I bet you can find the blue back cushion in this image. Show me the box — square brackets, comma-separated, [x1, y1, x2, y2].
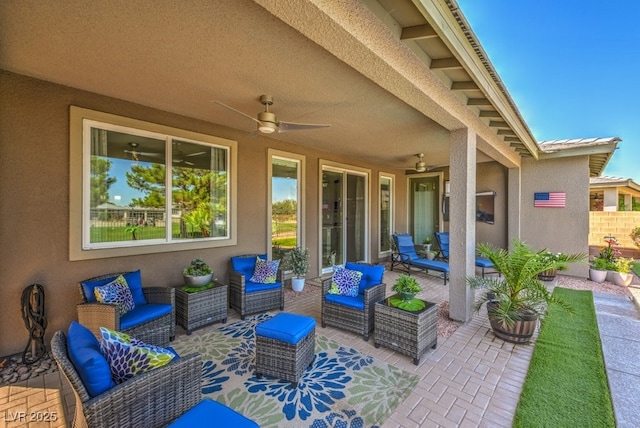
[66, 321, 115, 397]
[436, 232, 450, 258]
[393, 234, 419, 259]
[231, 254, 266, 277]
[345, 262, 384, 294]
[80, 270, 147, 306]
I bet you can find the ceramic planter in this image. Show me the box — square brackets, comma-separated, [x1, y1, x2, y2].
[589, 268, 607, 283]
[184, 273, 213, 287]
[291, 277, 306, 292]
[612, 272, 632, 287]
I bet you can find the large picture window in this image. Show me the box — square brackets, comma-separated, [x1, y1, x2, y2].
[70, 107, 237, 260]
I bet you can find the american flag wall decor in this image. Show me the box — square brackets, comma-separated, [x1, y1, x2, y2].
[534, 192, 566, 208]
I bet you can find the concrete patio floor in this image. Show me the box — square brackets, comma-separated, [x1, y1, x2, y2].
[1, 269, 638, 427]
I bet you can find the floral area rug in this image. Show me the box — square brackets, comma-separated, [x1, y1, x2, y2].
[171, 313, 418, 427]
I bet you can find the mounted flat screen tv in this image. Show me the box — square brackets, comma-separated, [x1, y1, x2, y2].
[442, 191, 496, 224]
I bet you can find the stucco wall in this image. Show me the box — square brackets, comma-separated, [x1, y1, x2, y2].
[521, 157, 590, 277]
[0, 71, 408, 356]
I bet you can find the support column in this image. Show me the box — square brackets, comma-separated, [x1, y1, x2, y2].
[623, 194, 632, 211]
[507, 167, 521, 249]
[603, 188, 618, 211]
[448, 129, 476, 322]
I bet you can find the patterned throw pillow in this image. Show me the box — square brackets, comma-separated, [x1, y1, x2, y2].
[250, 257, 280, 284]
[329, 266, 363, 297]
[99, 327, 177, 384]
[93, 275, 135, 315]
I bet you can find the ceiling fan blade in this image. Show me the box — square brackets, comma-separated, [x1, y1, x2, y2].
[213, 101, 262, 125]
[185, 151, 206, 157]
[124, 150, 162, 158]
[277, 121, 331, 133]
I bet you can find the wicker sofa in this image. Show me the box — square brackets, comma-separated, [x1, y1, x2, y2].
[321, 262, 386, 341]
[51, 328, 201, 428]
[77, 270, 175, 346]
[228, 254, 284, 320]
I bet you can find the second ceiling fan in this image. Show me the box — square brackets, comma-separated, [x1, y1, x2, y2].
[214, 95, 331, 135]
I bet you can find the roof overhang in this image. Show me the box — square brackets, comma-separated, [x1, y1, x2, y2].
[537, 137, 620, 177]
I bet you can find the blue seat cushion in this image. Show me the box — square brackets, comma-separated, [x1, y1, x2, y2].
[325, 293, 365, 310]
[475, 257, 494, 268]
[245, 280, 282, 293]
[256, 313, 316, 344]
[80, 270, 147, 306]
[66, 321, 115, 397]
[168, 398, 259, 427]
[411, 259, 449, 273]
[120, 303, 172, 330]
[345, 262, 385, 295]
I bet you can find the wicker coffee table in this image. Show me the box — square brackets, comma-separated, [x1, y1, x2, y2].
[374, 295, 437, 365]
[175, 281, 228, 334]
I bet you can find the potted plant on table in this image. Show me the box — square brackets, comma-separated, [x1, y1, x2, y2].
[467, 240, 585, 344]
[286, 247, 309, 292]
[183, 258, 213, 287]
[422, 236, 432, 252]
[392, 274, 422, 301]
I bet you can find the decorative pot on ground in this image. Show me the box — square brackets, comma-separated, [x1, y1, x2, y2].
[426, 251, 436, 260]
[487, 302, 538, 344]
[538, 268, 557, 281]
[589, 268, 607, 284]
[423, 244, 432, 252]
[291, 277, 305, 292]
[612, 272, 632, 287]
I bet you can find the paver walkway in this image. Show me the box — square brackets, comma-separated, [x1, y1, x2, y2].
[1, 270, 638, 427]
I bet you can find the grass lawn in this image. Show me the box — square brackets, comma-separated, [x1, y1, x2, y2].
[633, 261, 640, 277]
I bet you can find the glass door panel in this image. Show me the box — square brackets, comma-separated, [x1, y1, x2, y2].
[410, 177, 439, 246]
[322, 170, 343, 268]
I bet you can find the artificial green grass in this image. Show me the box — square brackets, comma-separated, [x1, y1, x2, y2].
[513, 287, 615, 428]
[632, 261, 640, 278]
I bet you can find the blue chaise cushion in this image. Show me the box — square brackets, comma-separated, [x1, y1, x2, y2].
[66, 321, 115, 397]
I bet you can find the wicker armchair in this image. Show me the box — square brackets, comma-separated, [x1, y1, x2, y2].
[229, 254, 284, 320]
[51, 330, 201, 428]
[77, 271, 175, 346]
[321, 262, 386, 341]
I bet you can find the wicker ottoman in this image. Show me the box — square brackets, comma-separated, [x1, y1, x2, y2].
[255, 313, 316, 388]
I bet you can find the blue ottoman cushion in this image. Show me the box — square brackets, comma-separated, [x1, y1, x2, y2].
[256, 313, 316, 345]
[168, 398, 259, 427]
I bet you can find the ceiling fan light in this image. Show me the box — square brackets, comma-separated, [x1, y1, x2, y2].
[415, 163, 426, 173]
[258, 124, 276, 134]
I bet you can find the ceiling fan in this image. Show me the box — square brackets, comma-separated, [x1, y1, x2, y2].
[173, 150, 206, 166]
[413, 153, 427, 173]
[213, 95, 331, 134]
[123, 143, 162, 161]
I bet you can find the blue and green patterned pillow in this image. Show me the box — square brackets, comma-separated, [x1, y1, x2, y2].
[99, 327, 177, 384]
[250, 257, 280, 284]
[328, 266, 362, 297]
[94, 275, 135, 315]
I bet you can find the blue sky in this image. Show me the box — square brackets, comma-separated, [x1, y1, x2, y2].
[456, 0, 639, 183]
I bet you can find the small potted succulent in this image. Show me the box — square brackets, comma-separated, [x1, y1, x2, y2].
[183, 258, 213, 286]
[392, 274, 422, 301]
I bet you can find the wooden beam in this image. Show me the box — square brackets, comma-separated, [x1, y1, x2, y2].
[451, 81, 479, 91]
[497, 129, 516, 136]
[467, 97, 491, 106]
[504, 136, 521, 142]
[479, 110, 501, 118]
[401, 24, 438, 41]
[488, 120, 509, 128]
[430, 57, 462, 70]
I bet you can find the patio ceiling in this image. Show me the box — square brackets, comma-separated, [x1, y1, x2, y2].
[0, 0, 534, 171]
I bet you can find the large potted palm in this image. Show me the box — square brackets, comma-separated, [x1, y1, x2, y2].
[467, 240, 585, 344]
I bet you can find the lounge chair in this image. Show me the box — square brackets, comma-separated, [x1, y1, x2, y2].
[434, 232, 497, 277]
[391, 234, 449, 284]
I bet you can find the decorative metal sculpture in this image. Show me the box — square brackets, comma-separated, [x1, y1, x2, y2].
[21, 283, 47, 364]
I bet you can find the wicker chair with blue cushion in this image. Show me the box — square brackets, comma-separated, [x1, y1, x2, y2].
[321, 262, 386, 341]
[77, 270, 175, 347]
[229, 254, 284, 320]
[434, 232, 497, 277]
[51, 322, 201, 428]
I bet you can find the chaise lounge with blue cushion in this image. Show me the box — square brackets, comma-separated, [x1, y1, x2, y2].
[435, 232, 497, 277]
[391, 234, 450, 284]
[77, 270, 175, 346]
[321, 262, 386, 341]
[229, 254, 284, 320]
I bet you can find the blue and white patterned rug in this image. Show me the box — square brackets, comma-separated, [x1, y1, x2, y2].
[171, 313, 418, 427]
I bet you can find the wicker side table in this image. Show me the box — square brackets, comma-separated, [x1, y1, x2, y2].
[374, 296, 437, 365]
[175, 281, 228, 335]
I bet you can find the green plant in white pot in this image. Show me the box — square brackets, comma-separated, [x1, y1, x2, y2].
[183, 258, 213, 286]
[286, 247, 309, 292]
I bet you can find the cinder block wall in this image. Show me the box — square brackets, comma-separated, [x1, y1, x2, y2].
[589, 211, 640, 256]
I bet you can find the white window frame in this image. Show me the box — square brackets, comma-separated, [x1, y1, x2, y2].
[69, 106, 237, 261]
[378, 173, 395, 258]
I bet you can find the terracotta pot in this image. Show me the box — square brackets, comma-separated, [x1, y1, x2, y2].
[487, 302, 538, 344]
[589, 268, 607, 283]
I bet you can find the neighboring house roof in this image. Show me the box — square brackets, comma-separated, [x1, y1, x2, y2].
[537, 137, 620, 177]
[590, 176, 640, 197]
